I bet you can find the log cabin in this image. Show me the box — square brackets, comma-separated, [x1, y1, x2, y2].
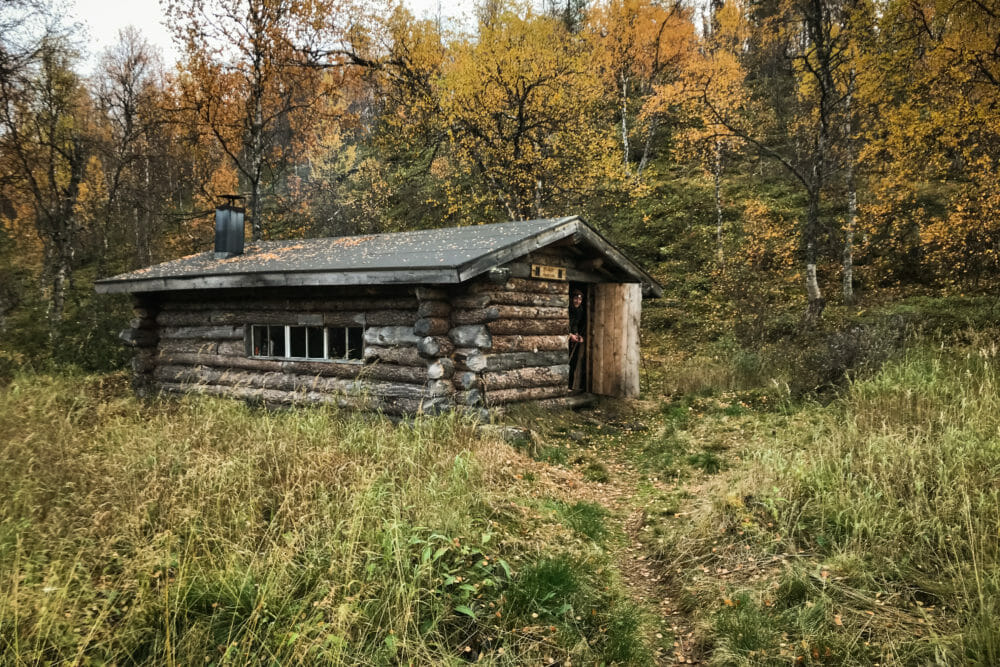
[95, 206, 663, 415]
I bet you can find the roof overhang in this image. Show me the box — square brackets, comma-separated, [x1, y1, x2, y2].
[94, 268, 462, 294]
[95, 216, 663, 298]
[455, 217, 662, 297]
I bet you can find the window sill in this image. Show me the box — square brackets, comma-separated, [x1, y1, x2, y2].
[249, 356, 364, 365]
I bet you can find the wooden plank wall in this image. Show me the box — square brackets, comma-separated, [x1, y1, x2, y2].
[589, 283, 641, 398]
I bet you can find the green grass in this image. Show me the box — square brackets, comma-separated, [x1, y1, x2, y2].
[643, 340, 1000, 664]
[551, 501, 608, 542]
[0, 372, 647, 664]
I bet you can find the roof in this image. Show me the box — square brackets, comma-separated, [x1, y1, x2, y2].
[95, 216, 663, 297]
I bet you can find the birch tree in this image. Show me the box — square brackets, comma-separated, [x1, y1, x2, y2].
[165, 0, 344, 241]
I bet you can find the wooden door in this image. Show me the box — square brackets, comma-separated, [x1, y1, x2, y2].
[587, 283, 641, 397]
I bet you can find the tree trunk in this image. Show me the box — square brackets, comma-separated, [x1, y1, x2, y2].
[637, 116, 657, 175]
[714, 137, 725, 268]
[804, 193, 825, 325]
[842, 71, 856, 306]
[620, 73, 631, 173]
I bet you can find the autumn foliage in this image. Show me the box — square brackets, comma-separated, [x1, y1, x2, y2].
[0, 0, 999, 358]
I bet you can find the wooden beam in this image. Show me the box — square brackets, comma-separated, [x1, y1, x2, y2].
[456, 218, 578, 283]
[95, 268, 462, 294]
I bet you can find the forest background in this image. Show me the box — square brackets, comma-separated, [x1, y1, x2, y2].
[0, 0, 997, 373]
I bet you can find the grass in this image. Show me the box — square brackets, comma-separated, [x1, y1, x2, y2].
[641, 339, 1000, 664]
[0, 372, 646, 664]
[549, 501, 608, 542]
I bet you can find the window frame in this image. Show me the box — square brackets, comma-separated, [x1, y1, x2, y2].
[246, 323, 365, 363]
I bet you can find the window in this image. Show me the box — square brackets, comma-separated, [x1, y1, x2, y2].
[251, 325, 286, 357]
[248, 325, 364, 362]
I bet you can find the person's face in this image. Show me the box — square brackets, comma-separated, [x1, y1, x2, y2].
[572, 292, 583, 307]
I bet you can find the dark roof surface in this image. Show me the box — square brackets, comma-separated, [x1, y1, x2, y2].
[95, 216, 663, 296]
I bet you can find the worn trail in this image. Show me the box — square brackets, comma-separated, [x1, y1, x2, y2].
[541, 422, 704, 665]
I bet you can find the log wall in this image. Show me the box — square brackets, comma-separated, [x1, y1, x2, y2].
[133, 286, 457, 414]
[449, 249, 574, 408]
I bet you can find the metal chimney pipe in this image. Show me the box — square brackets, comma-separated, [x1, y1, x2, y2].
[214, 195, 246, 258]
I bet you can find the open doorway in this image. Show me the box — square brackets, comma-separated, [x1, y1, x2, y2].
[568, 282, 588, 392]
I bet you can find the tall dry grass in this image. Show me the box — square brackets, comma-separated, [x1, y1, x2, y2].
[652, 340, 1000, 664]
[0, 372, 648, 664]
[0, 373, 502, 663]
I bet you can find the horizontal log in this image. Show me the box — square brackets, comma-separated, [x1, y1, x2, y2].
[507, 262, 605, 284]
[160, 339, 243, 357]
[417, 300, 451, 318]
[160, 296, 418, 312]
[157, 381, 452, 416]
[414, 317, 450, 336]
[217, 340, 245, 356]
[417, 336, 454, 359]
[159, 340, 222, 355]
[157, 381, 366, 409]
[323, 312, 368, 326]
[364, 326, 419, 347]
[159, 352, 269, 370]
[158, 310, 324, 327]
[486, 384, 570, 406]
[493, 305, 565, 320]
[449, 325, 492, 348]
[159, 352, 429, 383]
[415, 287, 449, 301]
[449, 293, 491, 309]
[469, 278, 562, 295]
[482, 365, 570, 391]
[363, 310, 416, 327]
[486, 291, 568, 308]
[487, 319, 569, 336]
[364, 345, 425, 367]
[154, 364, 344, 393]
[427, 358, 455, 380]
[491, 335, 569, 353]
[451, 308, 500, 325]
[160, 325, 243, 340]
[482, 350, 569, 372]
[154, 365, 450, 399]
[454, 348, 487, 372]
[372, 379, 453, 399]
[157, 309, 377, 328]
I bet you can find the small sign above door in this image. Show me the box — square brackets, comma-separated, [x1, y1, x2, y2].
[530, 264, 567, 280]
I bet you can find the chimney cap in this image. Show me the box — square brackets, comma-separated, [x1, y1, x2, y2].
[218, 194, 246, 207]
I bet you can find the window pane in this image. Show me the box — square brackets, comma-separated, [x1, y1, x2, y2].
[347, 327, 363, 359]
[329, 327, 346, 358]
[267, 325, 285, 357]
[289, 326, 306, 357]
[306, 326, 324, 359]
[252, 325, 268, 357]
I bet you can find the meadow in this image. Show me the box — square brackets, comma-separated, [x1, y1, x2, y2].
[1, 297, 998, 665]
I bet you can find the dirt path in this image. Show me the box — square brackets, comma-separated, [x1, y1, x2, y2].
[549, 438, 704, 665]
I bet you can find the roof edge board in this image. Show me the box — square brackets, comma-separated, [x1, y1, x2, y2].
[94, 268, 463, 294]
[572, 224, 663, 297]
[455, 217, 580, 283]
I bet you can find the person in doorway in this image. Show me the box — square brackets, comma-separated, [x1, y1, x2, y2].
[568, 288, 586, 390]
